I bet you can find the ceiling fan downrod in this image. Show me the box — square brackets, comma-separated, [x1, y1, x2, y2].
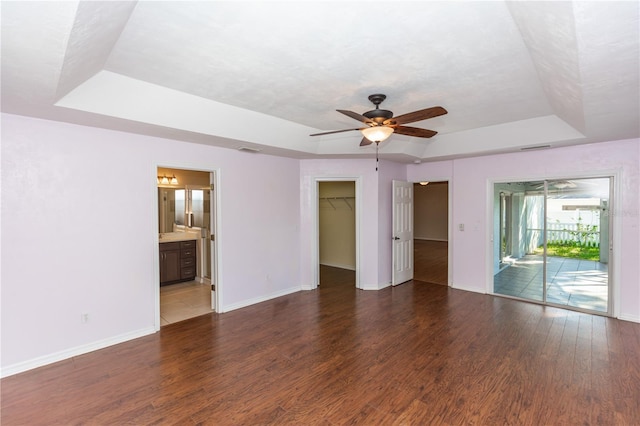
[368, 94, 386, 108]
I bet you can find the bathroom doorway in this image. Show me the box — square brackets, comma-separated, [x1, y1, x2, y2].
[157, 167, 218, 325]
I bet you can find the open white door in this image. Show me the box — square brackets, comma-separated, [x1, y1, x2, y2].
[392, 180, 414, 285]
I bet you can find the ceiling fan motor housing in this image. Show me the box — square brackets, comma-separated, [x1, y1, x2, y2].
[364, 94, 393, 124]
[363, 108, 393, 123]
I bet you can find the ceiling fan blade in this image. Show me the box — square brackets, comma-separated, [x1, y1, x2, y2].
[392, 106, 447, 125]
[310, 128, 362, 137]
[360, 137, 372, 146]
[337, 109, 374, 124]
[393, 126, 438, 138]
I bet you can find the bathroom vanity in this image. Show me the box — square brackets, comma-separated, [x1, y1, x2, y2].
[159, 235, 197, 286]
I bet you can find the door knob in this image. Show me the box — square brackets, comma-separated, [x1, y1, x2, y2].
[393, 236, 400, 240]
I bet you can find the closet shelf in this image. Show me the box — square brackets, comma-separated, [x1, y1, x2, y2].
[320, 196, 355, 211]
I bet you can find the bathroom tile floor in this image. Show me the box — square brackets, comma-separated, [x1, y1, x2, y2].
[160, 281, 213, 325]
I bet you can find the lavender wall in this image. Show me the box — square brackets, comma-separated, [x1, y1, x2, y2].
[376, 161, 408, 284]
[408, 139, 640, 321]
[1, 113, 301, 374]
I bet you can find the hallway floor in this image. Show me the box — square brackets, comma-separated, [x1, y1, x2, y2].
[413, 239, 448, 286]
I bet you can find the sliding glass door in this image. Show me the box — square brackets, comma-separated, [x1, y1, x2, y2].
[493, 177, 611, 314]
[494, 181, 545, 302]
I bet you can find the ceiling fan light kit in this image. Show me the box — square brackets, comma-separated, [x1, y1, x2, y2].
[361, 126, 394, 143]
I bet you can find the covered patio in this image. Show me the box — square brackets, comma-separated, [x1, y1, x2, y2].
[493, 254, 608, 313]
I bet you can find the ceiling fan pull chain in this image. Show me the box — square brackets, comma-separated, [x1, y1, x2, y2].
[376, 141, 379, 171]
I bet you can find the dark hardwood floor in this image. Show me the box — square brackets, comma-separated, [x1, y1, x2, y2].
[2, 266, 639, 425]
[414, 239, 448, 286]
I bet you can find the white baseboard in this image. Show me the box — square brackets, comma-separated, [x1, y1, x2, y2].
[222, 286, 302, 313]
[360, 282, 391, 290]
[1, 326, 156, 378]
[451, 283, 485, 294]
[618, 313, 640, 323]
[319, 262, 356, 271]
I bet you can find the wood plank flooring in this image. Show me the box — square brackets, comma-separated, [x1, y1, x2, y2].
[414, 239, 448, 285]
[2, 266, 639, 425]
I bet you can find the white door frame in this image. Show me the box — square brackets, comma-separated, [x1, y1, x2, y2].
[153, 164, 221, 331]
[311, 177, 362, 289]
[208, 173, 219, 312]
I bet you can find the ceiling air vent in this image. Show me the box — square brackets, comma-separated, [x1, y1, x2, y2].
[520, 145, 551, 151]
[238, 146, 261, 153]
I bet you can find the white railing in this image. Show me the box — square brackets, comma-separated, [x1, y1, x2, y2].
[528, 222, 600, 247]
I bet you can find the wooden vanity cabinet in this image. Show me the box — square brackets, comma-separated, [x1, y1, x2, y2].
[180, 240, 197, 281]
[160, 240, 196, 285]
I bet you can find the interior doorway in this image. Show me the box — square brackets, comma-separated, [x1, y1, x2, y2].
[157, 167, 218, 326]
[413, 181, 450, 286]
[492, 177, 612, 315]
[316, 179, 359, 288]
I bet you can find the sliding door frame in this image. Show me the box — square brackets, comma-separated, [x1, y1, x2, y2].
[489, 171, 621, 318]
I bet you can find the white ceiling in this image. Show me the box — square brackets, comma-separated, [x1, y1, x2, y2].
[2, 1, 639, 163]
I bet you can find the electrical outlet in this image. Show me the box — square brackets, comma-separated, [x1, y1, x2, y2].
[459, 223, 465, 231]
[81, 313, 89, 323]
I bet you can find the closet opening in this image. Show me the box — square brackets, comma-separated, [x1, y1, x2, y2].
[315, 179, 360, 288]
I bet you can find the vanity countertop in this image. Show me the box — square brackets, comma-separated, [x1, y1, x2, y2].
[159, 232, 198, 242]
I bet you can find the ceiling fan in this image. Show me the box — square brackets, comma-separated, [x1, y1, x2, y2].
[310, 94, 447, 146]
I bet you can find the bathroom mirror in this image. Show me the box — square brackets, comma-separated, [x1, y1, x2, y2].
[158, 188, 177, 233]
[158, 187, 210, 233]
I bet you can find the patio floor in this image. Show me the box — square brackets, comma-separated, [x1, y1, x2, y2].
[493, 254, 608, 313]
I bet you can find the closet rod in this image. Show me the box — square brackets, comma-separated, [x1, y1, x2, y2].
[319, 196, 354, 211]
[319, 196, 356, 200]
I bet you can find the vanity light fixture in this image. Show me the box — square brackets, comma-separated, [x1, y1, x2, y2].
[157, 174, 179, 185]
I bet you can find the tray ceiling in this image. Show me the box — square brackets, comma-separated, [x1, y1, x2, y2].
[2, 1, 638, 162]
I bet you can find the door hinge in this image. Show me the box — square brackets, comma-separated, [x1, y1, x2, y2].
[210, 183, 215, 190]
[211, 284, 216, 291]
[210, 234, 215, 241]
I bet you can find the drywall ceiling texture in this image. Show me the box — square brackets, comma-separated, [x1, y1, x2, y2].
[2, 1, 639, 162]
